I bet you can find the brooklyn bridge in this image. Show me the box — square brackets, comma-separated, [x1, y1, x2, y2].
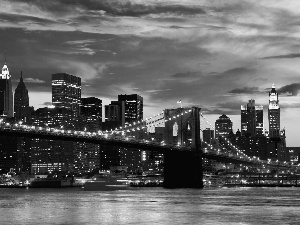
[0, 107, 294, 188]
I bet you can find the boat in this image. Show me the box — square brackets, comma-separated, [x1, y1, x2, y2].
[203, 174, 225, 188]
[30, 177, 72, 188]
[128, 174, 164, 187]
[83, 172, 129, 191]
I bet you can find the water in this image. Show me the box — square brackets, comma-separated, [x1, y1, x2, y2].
[0, 187, 300, 225]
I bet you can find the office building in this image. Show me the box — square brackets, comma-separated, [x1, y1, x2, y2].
[203, 128, 214, 144]
[0, 135, 18, 173]
[286, 147, 300, 165]
[118, 94, 143, 126]
[255, 105, 264, 136]
[31, 139, 74, 174]
[241, 99, 264, 136]
[31, 106, 64, 128]
[268, 84, 280, 137]
[16, 137, 32, 174]
[52, 73, 81, 128]
[74, 142, 100, 174]
[0, 62, 13, 118]
[79, 97, 102, 132]
[215, 114, 232, 138]
[103, 100, 125, 131]
[14, 71, 30, 123]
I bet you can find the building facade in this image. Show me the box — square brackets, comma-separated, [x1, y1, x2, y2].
[79, 97, 102, 132]
[268, 84, 280, 137]
[52, 73, 81, 128]
[0, 62, 13, 118]
[31, 106, 64, 128]
[118, 94, 143, 126]
[14, 71, 30, 123]
[203, 128, 214, 144]
[103, 100, 125, 131]
[215, 114, 232, 138]
[241, 99, 264, 136]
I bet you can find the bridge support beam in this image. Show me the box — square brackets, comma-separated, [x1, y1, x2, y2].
[163, 107, 203, 189]
[163, 150, 203, 188]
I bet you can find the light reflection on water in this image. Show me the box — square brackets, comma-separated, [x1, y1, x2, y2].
[0, 187, 300, 225]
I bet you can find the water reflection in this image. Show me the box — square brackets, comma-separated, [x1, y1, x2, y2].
[0, 187, 300, 224]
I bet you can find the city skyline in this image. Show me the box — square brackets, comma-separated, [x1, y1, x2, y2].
[1, 1, 300, 146]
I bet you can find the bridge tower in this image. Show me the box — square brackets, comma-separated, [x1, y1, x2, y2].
[163, 107, 203, 188]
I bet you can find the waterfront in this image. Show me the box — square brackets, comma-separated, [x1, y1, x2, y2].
[0, 187, 300, 225]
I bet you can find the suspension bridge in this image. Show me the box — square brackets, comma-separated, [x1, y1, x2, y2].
[0, 107, 294, 188]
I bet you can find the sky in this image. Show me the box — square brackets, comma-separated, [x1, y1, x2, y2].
[1, 0, 300, 146]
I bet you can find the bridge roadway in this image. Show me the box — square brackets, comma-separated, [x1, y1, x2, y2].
[0, 129, 286, 169]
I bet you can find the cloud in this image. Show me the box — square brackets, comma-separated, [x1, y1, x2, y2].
[261, 53, 300, 59]
[170, 71, 200, 78]
[201, 108, 239, 116]
[203, 101, 244, 115]
[145, 89, 171, 93]
[8, 0, 206, 17]
[97, 2, 207, 17]
[65, 39, 96, 45]
[210, 67, 256, 80]
[277, 83, 300, 96]
[24, 78, 46, 83]
[280, 102, 300, 109]
[55, 61, 109, 82]
[228, 86, 261, 94]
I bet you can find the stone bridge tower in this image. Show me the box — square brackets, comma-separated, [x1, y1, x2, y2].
[163, 107, 203, 188]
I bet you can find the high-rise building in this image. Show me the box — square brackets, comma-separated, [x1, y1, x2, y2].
[73, 142, 100, 174]
[31, 106, 64, 128]
[79, 97, 102, 132]
[118, 94, 143, 126]
[14, 71, 30, 123]
[241, 100, 264, 136]
[268, 84, 280, 137]
[16, 137, 31, 174]
[0, 135, 18, 173]
[52, 73, 81, 128]
[215, 114, 232, 138]
[0, 62, 13, 118]
[103, 101, 125, 130]
[31, 139, 74, 174]
[203, 128, 214, 144]
[255, 105, 264, 136]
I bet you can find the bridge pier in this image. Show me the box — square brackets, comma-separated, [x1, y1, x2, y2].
[163, 107, 203, 189]
[163, 150, 203, 188]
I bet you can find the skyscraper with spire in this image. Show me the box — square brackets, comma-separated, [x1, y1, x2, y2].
[0, 60, 13, 118]
[268, 84, 280, 137]
[14, 71, 30, 122]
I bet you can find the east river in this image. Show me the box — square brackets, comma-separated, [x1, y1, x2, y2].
[0, 187, 300, 225]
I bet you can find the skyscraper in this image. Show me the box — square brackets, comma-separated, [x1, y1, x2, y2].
[52, 73, 81, 128]
[203, 128, 214, 144]
[79, 97, 102, 132]
[14, 71, 30, 122]
[118, 94, 143, 126]
[103, 100, 125, 130]
[0, 62, 13, 118]
[215, 114, 232, 138]
[241, 99, 264, 136]
[268, 84, 280, 137]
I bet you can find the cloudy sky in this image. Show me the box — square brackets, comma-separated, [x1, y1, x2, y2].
[1, 0, 300, 146]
